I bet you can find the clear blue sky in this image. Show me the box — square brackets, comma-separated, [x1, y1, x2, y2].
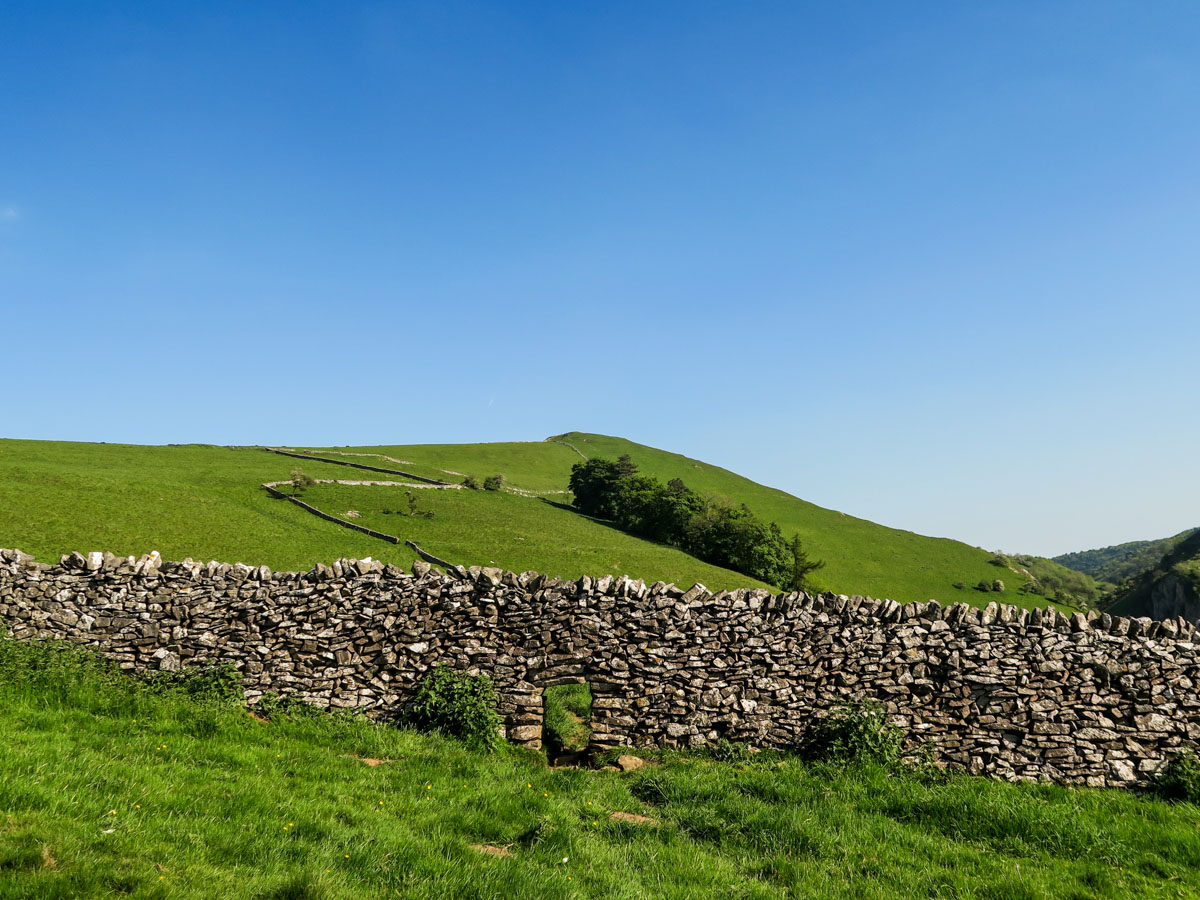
[2, 1, 1198, 557]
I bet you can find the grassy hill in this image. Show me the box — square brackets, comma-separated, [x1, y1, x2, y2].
[0, 433, 1092, 608]
[1106, 528, 1200, 621]
[0, 439, 762, 592]
[2, 635, 1198, 900]
[1055, 528, 1199, 585]
[539, 434, 1100, 608]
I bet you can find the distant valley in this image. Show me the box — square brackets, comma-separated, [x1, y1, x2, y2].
[1054, 527, 1200, 622]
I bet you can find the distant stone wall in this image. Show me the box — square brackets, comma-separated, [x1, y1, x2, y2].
[259, 482, 401, 543]
[2, 547, 1198, 788]
[265, 448, 451, 485]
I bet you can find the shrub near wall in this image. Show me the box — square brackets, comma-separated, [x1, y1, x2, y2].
[1, 547, 1198, 788]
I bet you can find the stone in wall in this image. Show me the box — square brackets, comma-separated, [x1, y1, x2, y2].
[1, 547, 1197, 787]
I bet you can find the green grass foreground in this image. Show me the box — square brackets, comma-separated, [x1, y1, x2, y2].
[2, 639, 1199, 899]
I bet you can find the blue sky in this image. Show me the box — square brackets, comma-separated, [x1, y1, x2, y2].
[2, 1, 1198, 556]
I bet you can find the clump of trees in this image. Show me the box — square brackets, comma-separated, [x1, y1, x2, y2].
[568, 455, 823, 591]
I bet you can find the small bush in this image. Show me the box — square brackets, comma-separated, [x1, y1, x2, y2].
[401, 666, 502, 752]
[992, 579, 1005, 592]
[461, 475, 479, 490]
[395, 491, 435, 520]
[256, 692, 326, 720]
[482, 474, 505, 491]
[147, 661, 242, 704]
[797, 702, 904, 768]
[289, 469, 316, 497]
[952, 581, 967, 590]
[1153, 751, 1200, 803]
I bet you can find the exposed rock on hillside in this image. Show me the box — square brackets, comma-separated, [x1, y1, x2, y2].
[1108, 529, 1200, 624]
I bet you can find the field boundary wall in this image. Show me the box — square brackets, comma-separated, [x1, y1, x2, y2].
[2, 547, 1197, 788]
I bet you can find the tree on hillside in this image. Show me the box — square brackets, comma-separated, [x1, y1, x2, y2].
[567, 455, 801, 588]
[569, 457, 637, 519]
[631, 477, 706, 544]
[290, 469, 316, 498]
[607, 473, 664, 536]
[785, 534, 825, 593]
[680, 499, 793, 587]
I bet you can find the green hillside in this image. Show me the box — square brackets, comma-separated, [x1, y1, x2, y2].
[530, 434, 1096, 609]
[1107, 528, 1200, 620]
[0, 439, 764, 592]
[1055, 528, 1199, 585]
[0, 433, 1087, 608]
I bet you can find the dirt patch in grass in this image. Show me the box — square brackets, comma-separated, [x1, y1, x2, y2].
[610, 811, 660, 826]
[350, 756, 390, 767]
[470, 844, 513, 858]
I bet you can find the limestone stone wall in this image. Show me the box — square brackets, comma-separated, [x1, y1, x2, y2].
[2, 547, 1198, 788]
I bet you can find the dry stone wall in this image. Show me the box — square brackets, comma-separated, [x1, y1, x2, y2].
[2, 547, 1198, 788]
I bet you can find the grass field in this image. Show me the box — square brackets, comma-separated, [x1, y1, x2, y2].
[2, 636, 1198, 900]
[0, 440, 404, 571]
[307, 433, 1091, 608]
[322, 441, 583, 495]
[0, 433, 1094, 605]
[0, 439, 767, 591]
[297, 480, 772, 590]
